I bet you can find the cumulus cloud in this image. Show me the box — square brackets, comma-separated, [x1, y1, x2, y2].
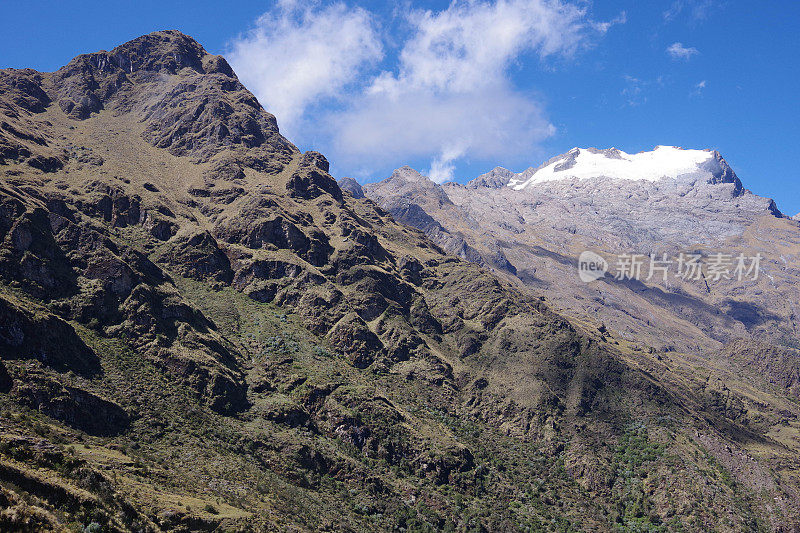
[332, 0, 610, 181]
[334, 88, 555, 182]
[227, 1, 382, 137]
[229, 0, 617, 182]
[666, 42, 699, 60]
[375, 0, 591, 93]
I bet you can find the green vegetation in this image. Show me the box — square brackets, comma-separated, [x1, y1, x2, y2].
[611, 423, 666, 532]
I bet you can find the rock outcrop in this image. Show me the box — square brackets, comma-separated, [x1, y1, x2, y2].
[466, 166, 514, 189]
[337, 177, 365, 199]
[0, 295, 100, 376]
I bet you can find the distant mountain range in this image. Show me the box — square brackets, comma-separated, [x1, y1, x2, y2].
[365, 146, 799, 353]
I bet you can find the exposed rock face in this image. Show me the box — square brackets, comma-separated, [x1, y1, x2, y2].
[0, 32, 799, 531]
[337, 177, 365, 199]
[363, 167, 517, 273]
[466, 166, 514, 189]
[11, 371, 129, 436]
[366, 151, 800, 353]
[156, 229, 233, 282]
[370, 166, 454, 207]
[326, 312, 383, 368]
[0, 295, 100, 376]
[285, 152, 343, 201]
[0, 187, 247, 413]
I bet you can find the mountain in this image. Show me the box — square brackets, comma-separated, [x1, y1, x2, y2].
[365, 147, 800, 353]
[337, 177, 365, 199]
[1, 32, 799, 531]
[508, 146, 742, 189]
[467, 166, 515, 189]
[366, 147, 800, 525]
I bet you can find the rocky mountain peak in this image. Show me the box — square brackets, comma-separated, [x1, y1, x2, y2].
[466, 166, 514, 189]
[508, 145, 743, 191]
[338, 177, 365, 198]
[364, 165, 454, 210]
[389, 165, 430, 182]
[49, 30, 242, 122]
[63, 30, 233, 79]
[0, 30, 297, 173]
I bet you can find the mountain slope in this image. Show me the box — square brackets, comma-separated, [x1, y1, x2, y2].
[365, 148, 800, 353]
[1, 32, 799, 531]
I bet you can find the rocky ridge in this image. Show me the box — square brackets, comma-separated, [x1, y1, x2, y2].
[365, 148, 800, 353]
[466, 166, 515, 189]
[508, 146, 743, 189]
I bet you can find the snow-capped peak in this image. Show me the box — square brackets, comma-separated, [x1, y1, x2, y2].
[507, 146, 733, 190]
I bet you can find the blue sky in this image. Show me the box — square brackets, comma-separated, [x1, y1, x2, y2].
[2, 1, 799, 215]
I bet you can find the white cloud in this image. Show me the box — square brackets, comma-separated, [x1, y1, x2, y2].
[228, 0, 617, 182]
[663, 0, 717, 22]
[376, 0, 591, 94]
[691, 79, 707, 96]
[621, 75, 646, 107]
[666, 42, 699, 60]
[330, 0, 609, 181]
[429, 145, 467, 184]
[333, 85, 556, 176]
[227, 1, 382, 137]
[594, 11, 628, 34]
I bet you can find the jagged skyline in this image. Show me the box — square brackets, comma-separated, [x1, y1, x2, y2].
[1, 28, 799, 531]
[2, 1, 799, 215]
